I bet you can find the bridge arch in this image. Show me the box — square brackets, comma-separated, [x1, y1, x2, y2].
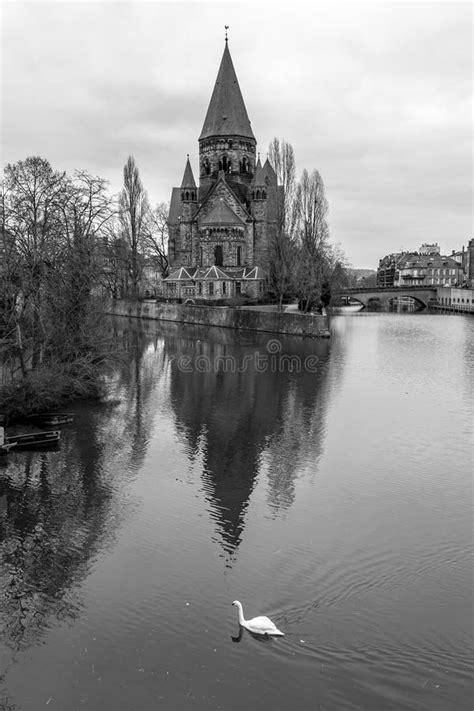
[386, 294, 429, 309]
[334, 287, 437, 310]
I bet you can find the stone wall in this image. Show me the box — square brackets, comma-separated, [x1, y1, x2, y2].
[106, 300, 331, 338]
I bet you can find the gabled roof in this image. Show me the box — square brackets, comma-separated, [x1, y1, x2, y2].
[242, 266, 266, 280]
[165, 266, 197, 281]
[196, 174, 252, 223]
[200, 197, 246, 227]
[199, 42, 255, 141]
[165, 264, 267, 282]
[201, 265, 231, 280]
[181, 156, 196, 189]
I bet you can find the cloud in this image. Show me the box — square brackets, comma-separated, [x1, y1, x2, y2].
[1, 1, 471, 267]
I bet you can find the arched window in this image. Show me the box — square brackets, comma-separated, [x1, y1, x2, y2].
[209, 282, 214, 296]
[256, 189, 261, 200]
[203, 158, 211, 176]
[221, 155, 228, 172]
[242, 156, 249, 174]
[237, 246, 242, 266]
[185, 191, 189, 201]
[181, 191, 184, 201]
[262, 189, 266, 199]
[191, 191, 196, 201]
[200, 247, 203, 267]
[214, 245, 223, 267]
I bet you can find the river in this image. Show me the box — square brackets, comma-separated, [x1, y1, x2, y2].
[0, 312, 472, 711]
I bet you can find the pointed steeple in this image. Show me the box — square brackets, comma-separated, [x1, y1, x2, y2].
[199, 42, 255, 141]
[181, 155, 196, 189]
[262, 158, 277, 186]
[252, 157, 265, 186]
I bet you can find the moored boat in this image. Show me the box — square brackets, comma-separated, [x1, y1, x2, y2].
[5, 430, 61, 450]
[26, 412, 74, 426]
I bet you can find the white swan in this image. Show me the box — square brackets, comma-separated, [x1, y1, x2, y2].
[232, 600, 284, 636]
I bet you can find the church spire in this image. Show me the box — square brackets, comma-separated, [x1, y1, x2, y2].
[252, 156, 265, 186]
[180, 155, 196, 189]
[199, 42, 255, 141]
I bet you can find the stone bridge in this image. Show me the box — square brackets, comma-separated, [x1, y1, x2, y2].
[334, 286, 438, 309]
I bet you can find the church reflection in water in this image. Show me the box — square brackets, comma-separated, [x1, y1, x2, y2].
[0, 318, 333, 656]
[163, 321, 332, 560]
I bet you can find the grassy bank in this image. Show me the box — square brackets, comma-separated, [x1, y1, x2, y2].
[0, 362, 106, 422]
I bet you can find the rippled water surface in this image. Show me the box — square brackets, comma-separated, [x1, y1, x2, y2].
[0, 313, 472, 711]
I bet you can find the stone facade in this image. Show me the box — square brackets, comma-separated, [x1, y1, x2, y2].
[166, 40, 282, 302]
[394, 253, 463, 287]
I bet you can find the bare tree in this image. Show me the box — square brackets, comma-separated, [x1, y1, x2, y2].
[1, 157, 65, 369]
[119, 156, 149, 298]
[1, 158, 116, 396]
[143, 201, 170, 278]
[294, 169, 331, 312]
[99, 224, 131, 299]
[46, 171, 115, 361]
[268, 137, 298, 241]
[267, 138, 300, 309]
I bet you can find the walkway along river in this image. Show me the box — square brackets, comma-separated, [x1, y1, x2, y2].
[0, 312, 472, 710]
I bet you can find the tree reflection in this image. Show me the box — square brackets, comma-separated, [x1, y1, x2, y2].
[0, 316, 334, 654]
[0, 323, 162, 654]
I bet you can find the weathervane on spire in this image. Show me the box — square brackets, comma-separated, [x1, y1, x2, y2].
[225, 25, 229, 42]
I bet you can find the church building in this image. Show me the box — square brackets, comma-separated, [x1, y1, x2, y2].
[165, 39, 282, 302]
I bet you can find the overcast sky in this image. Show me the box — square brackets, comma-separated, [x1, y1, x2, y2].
[1, 1, 472, 268]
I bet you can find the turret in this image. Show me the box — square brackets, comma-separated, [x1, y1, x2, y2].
[250, 157, 267, 202]
[180, 155, 197, 203]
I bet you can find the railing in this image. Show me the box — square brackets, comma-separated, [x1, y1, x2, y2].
[334, 285, 438, 294]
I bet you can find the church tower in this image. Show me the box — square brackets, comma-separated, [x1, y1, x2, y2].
[166, 38, 282, 301]
[198, 38, 257, 204]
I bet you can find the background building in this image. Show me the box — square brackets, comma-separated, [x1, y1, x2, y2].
[419, 243, 440, 255]
[394, 253, 463, 287]
[376, 252, 408, 287]
[378, 241, 471, 289]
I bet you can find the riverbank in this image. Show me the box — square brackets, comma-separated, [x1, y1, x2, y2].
[0, 361, 105, 422]
[105, 299, 331, 338]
